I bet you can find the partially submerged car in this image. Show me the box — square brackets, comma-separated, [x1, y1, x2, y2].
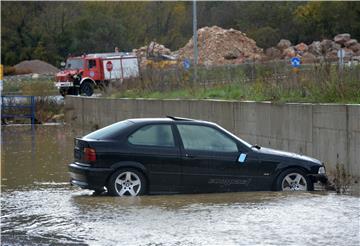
[69, 117, 327, 196]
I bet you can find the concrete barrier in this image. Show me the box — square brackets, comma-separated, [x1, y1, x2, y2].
[65, 96, 360, 178]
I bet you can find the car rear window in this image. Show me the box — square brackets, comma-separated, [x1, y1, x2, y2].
[83, 120, 133, 140]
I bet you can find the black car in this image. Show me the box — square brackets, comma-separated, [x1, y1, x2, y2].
[69, 117, 327, 196]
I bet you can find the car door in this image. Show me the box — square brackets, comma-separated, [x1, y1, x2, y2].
[176, 123, 264, 193]
[125, 123, 182, 193]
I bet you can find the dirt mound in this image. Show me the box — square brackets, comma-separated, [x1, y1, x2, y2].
[14, 60, 59, 74]
[177, 26, 264, 65]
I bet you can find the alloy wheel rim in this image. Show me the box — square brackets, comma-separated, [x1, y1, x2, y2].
[115, 171, 141, 196]
[281, 173, 307, 191]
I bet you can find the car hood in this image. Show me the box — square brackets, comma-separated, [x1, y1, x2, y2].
[256, 147, 322, 165]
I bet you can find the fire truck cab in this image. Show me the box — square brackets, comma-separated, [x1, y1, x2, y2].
[55, 52, 139, 96]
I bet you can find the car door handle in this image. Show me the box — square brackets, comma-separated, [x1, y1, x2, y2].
[185, 153, 195, 159]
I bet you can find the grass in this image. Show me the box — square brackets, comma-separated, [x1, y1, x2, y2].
[110, 71, 360, 104]
[3, 77, 58, 96]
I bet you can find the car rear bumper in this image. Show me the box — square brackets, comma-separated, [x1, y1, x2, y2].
[68, 162, 113, 190]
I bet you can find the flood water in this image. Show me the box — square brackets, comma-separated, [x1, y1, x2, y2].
[1, 125, 360, 245]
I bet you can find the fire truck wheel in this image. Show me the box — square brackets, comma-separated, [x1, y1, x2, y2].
[59, 88, 68, 97]
[80, 81, 94, 96]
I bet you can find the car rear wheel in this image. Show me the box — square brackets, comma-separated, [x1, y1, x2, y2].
[276, 168, 313, 191]
[107, 169, 146, 196]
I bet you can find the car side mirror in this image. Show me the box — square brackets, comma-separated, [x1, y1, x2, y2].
[238, 153, 247, 163]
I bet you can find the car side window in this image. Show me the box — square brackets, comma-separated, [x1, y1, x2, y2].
[177, 125, 238, 152]
[88, 60, 96, 69]
[128, 124, 175, 147]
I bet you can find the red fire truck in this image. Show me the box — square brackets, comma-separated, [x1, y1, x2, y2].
[55, 52, 140, 96]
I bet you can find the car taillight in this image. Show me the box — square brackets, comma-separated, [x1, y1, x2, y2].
[84, 147, 96, 162]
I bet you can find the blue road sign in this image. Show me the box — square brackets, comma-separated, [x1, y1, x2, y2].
[290, 57, 301, 68]
[183, 59, 191, 70]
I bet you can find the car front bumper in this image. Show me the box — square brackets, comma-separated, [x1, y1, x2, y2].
[55, 81, 74, 89]
[308, 173, 328, 184]
[68, 162, 113, 190]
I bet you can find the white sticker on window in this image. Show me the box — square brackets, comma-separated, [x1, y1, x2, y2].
[238, 153, 247, 163]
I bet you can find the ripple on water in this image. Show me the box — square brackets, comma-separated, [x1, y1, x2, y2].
[1, 186, 360, 245]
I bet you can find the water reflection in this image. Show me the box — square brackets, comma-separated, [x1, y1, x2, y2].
[1, 125, 360, 245]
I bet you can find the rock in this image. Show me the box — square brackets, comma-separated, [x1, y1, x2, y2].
[345, 39, 357, 48]
[51, 114, 64, 122]
[277, 39, 292, 50]
[224, 49, 240, 60]
[320, 39, 333, 53]
[331, 42, 341, 51]
[31, 73, 39, 79]
[334, 33, 351, 45]
[282, 47, 296, 58]
[344, 48, 354, 58]
[265, 47, 282, 59]
[308, 41, 322, 56]
[301, 52, 316, 63]
[348, 43, 360, 53]
[295, 43, 308, 52]
[325, 50, 338, 60]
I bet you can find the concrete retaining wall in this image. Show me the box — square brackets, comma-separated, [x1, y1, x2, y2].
[65, 96, 360, 178]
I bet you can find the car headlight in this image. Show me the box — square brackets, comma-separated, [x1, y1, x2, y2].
[318, 166, 326, 174]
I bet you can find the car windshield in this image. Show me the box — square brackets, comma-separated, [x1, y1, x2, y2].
[66, 58, 83, 70]
[84, 120, 133, 140]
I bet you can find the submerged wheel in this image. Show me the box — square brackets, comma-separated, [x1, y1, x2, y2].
[276, 168, 313, 191]
[80, 81, 94, 96]
[107, 169, 146, 196]
[59, 88, 68, 97]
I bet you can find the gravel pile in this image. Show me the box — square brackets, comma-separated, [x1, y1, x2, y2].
[14, 60, 59, 74]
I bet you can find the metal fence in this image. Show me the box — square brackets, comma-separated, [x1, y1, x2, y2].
[1, 95, 36, 125]
[120, 58, 360, 92]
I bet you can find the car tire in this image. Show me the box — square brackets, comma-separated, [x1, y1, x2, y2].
[275, 168, 313, 191]
[59, 88, 68, 97]
[107, 168, 147, 196]
[80, 81, 94, 96]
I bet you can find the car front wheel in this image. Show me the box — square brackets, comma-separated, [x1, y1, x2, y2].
[80, 81, 94, 96]
[107, 169, 146, 196]
[276, 168, 313, 191]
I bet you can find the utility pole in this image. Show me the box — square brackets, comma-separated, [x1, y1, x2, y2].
[193, 0, 198, 85]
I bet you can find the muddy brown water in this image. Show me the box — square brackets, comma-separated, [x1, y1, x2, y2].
[1, 125, 359, 245]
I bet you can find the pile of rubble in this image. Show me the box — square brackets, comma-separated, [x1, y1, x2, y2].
[265, 33, 360, 63]
[133, 28, 360, 67]
[132, 41, 172, 68]
[177, 26, 264, 65]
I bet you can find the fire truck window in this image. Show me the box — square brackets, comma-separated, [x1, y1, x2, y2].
[88, 60, 96, 69]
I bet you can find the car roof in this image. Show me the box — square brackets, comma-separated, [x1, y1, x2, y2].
[127, 117, 213, 125]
